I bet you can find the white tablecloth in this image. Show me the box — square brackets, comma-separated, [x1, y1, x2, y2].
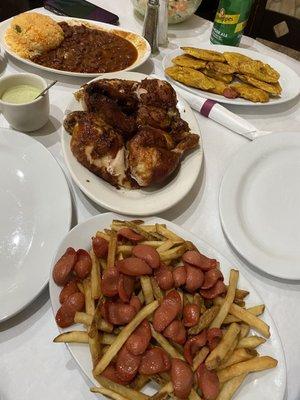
[1, 2, 300, 399]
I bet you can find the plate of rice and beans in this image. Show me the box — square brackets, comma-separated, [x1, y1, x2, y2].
[0, 12, 150, 77]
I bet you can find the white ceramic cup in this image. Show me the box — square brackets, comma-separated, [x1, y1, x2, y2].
[0, 73, 50, 132]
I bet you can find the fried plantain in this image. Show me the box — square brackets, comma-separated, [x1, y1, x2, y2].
[223, 52, 252, 68]
[172, 55, 207, 70]
[203, 68, 233, 83]
[230, 82, 269, 102]
[235, 60, 280, 83]
[165, 66, 215, 91]
[236, 74, 282, 96]
[205, 77, 228, 95]
[181, 47, 225, 62]
[206, 61, 235, 75]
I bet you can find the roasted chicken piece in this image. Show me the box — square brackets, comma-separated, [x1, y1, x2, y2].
[128, 126, 199, 187]
[64, 111, 137, 189]
[136, 78, 178, 108]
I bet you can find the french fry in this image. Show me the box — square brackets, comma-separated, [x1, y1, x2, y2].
[141, 241, 165, 248]
[101, 333, 117, 345]
[77, 282, 84, 294]
[156, 240, 175, 254]
[99, 258, 107, 271]
[152, 381, 173, 399]
[117, 245, 133, 256]
[155, 224, 184, 242]
[232, 287, 249, 299]
[150, 324, 184, 360]
[237, 336, 266, 349]
[91, 386, 130, 400]
[210, 269, 239, 329]
[192, 346, 210, 371]
[220, 337, 239, 367]
[93, 301, 159, 376]
[74, 311, 113, 332]
[95, 376, 149, 400]
[188, 305, 220, 335]
[137, 290, 145, 305]
[53, 331, 88, 343]
[88, 299, 103, 338]
[189, 389, 202, 400]
[96, 231, 111, 241]
[233, 298, 245, 307]
[150, 277, 164, 302]
[107, 230, 117, 269]
[141, 276, 154, 305]
[222, 305, 265, 324]
[83, 278, 95, 316]
[205, 323, 240, 370]
[160, 244, 187, 262]
[90, 249, 101, 299]
[124, 221, 162, 240]
[216, 373, 247, 400]
[217, 356, 278, 383]
[89, 329, 101, 367]
[239, 324, 250, 339]
[132, 374, 150, 390]
[229, 303, 270, 338]
[218, 348, 257, 370]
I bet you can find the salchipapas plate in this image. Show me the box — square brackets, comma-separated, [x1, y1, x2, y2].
[49, 212, 286, 400]
[61, 71, 203, 216]
[0, 128, 71, 321]
[163, 44, 300, 106]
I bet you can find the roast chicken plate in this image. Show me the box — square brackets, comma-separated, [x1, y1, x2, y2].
[64, 78, 199, 189]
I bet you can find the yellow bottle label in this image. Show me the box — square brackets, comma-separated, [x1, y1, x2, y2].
[214, 9, 240, 25]
[235, 20, 247, 33]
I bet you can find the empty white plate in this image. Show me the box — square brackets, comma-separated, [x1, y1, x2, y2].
[219, 131, 300, 280]
[0, 128, 71, 321]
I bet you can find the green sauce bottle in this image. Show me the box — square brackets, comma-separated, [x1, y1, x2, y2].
[210, 0, 254, 46]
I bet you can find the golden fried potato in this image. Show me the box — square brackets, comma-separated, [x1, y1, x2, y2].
[236, 60, 279, 83]
[231, 83, 269, 103]
[172, 55, 207, 70]
[236, 74, 282, 96]
[223, 52, 252, 68]
[204, 68, 233, 83]
[181, 47, 225, 62]
[206, 76, 228, 95]
[165, 66, 215, 91]
[207, 61, 235, 75]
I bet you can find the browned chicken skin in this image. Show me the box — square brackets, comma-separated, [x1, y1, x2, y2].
[66, 78, 199, 189]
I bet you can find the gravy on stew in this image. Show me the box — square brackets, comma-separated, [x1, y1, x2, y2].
[32, 22, 138, 73]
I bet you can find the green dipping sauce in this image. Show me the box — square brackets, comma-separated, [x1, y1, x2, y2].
[1, 84, 41, 104]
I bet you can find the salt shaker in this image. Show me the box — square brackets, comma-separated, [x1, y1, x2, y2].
[142, 0, 159, 54]
[158, 0, 168, 46]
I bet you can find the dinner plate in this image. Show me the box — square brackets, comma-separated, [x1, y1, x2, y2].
[61, 71, 203, 216]
[0, 128, 71, 321]
[219, 131, 300, 280]
[49, 212, 286, 400]
[162, 45, 300, 106]
[0, 15, 151, 78]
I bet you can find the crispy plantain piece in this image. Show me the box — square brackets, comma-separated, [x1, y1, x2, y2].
[165, 66, 215, 91]
[181, 47, 225, 62]
[172, 54, 207, 70]
[207, 61, 235, 75]
[236, 74, 282, 96]
[230, 83, 269, 103]
[204, 68, 233, 83]
[236, 60, 279, 83]
[223, 52, 252, 68]
[206, 76, 228, 95]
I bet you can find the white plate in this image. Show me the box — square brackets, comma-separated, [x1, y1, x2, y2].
[62, 71, 203, 216]
[49, 212, 286, 400]
[0, 15, 151, 78]
[219, 131, 300, 280]
[162, 45, 300, 106]
[0, 128, 71, 321]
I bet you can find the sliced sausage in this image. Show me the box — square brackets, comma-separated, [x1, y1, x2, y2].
[173, 266, 187, 288]
[55, 305, 75, 328]
[201, 269, 224, 290]
[118, 274, 135, 303]
[183, 330, 207, 365]
[139, 347, 171, 375]
[74, 249, 92, 279]
[101, 364, 128, 385]
[59, 280, 80, 304]
[101, 267, 119, 297]
[196, 363, 220, 400]
[163, 320, 186, 345]
[153, 290, 182, 332]
[63, 292, 85, 313]
[130, 295, 142, 313]
[53, 247, 77, 286]
[116, 345, 141, 382]
[92, 236, 108, 258]
[171, 358, 193, 400]
[185, 264, 204, 293]
[182, 250, 218, 271]
[132, 244, 160, 269]
[126, 320, 151, 355]
[102, 301, 137, 325]
[207, 328, 223, 351]
[223, 87, 239, 99]
[154, 264, 174, 291]
[116, 257, 152, 276]
[200, 280, 226, 299]
[183, 303, 200, 327]
[117, 227, 144, 242]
